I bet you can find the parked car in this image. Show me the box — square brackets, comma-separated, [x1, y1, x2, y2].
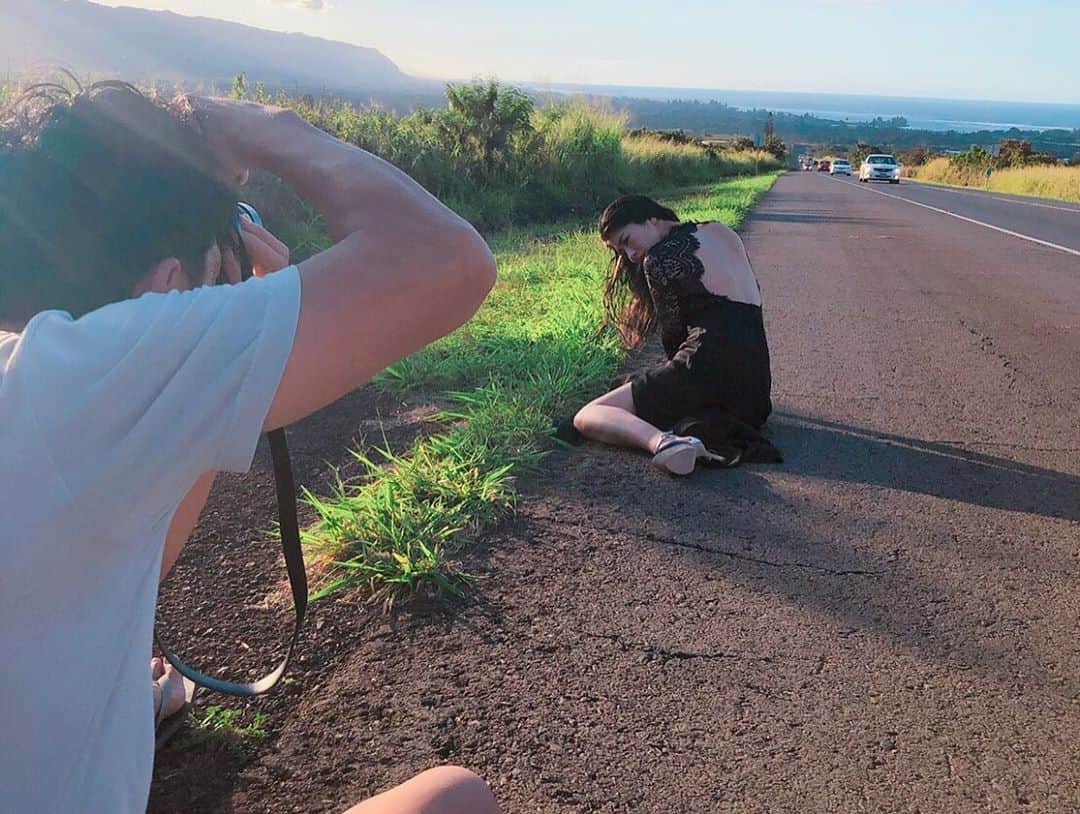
[860, 154, 901, 184]
[817, 160, 830, 172]
[830, 159, 852, 176]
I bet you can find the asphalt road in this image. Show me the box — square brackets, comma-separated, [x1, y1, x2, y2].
[828, 171, 1080, 253]
[476, 170, 1080, 812]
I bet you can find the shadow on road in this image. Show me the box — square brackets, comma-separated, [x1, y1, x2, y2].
[534, 409, 1078, 698]
[768, 411, 1079, 522]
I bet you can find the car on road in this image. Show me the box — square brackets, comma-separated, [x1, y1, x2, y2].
[860, 154, 901, 184]
[830, 159, 852, 176]
[817, 160, 830, 172]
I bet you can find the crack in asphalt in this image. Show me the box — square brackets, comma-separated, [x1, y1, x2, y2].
[959, 318, 1025, 390]
[635, 529, 886, 578]
[524, 513, 885, 578]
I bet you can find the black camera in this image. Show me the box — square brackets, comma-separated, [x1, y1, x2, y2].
[228, 201, 262, 282]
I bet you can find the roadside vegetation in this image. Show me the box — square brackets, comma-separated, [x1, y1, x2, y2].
[234, 76, 782, 232]
[906, 155, 1080, 202]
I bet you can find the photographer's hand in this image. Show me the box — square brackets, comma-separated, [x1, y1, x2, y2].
[241, 218, 291, 277]
[217, 218, 292, 285]
[178, 95, 288, 184]
[182, 94, 496, 433]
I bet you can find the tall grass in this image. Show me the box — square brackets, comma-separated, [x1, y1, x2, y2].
[259, 82, 784, 231]
[908, 157, 1080, 203]
[622, 135, 776, 189]
[301, 175, 781, 604]
[986, 164, 1080, 202]
[905, 156, 992, 187]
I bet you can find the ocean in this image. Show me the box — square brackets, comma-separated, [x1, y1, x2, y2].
[525, 84, 1080, 133]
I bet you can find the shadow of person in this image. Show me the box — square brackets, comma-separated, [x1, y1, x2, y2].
[766, 411, 1079, 522]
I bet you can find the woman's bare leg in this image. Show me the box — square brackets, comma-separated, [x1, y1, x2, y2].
[573, 383, 666, 453]
[342, 766, 499, 814]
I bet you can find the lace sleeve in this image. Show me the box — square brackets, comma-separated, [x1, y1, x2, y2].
[647, 242, 705, 289]
[644, 242, 703, 357]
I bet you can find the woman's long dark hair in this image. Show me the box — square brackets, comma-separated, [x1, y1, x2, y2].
[599, 195, 679, 347]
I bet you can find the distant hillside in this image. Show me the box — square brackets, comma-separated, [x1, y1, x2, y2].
[1, 0, 438, 96]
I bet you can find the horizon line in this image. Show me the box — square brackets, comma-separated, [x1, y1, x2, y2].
[414, 75, 1080, 110]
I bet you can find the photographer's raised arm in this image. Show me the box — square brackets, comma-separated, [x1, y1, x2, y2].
[198, 100, 497, 431]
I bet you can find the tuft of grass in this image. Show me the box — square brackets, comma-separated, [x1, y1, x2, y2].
[302, 174, 781, 603]
[176, 705, 270, 762]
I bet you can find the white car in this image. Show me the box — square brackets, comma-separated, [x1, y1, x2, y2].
[860, 154, 901, 184]
[830, 159, 852, 176]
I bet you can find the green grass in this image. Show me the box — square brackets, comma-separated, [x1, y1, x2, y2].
[175, 705, 270, 762]
[302, 173, 782, 604]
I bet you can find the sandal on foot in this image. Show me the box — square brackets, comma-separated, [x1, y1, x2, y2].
[652, 435, 708, 476]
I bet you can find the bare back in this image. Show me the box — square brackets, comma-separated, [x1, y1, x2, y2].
[692, 222, 762, 307]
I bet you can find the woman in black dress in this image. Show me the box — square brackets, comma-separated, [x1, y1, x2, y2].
[572, 195, 774, 475]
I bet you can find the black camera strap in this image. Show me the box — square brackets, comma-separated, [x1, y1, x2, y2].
[154, 429, 307, 696]
[154, 203, 308, 696]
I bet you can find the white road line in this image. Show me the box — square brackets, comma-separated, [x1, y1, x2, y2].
[989, 196, 1080, 213]
[850, 182, 1080, 258]
[899, 177, 1080, 214]
[991, 197, 1080, 213]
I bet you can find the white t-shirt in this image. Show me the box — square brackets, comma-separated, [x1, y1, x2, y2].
[0, 267, 301, 813]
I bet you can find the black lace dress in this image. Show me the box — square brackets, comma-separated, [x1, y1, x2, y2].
[630, 221, 773, 430]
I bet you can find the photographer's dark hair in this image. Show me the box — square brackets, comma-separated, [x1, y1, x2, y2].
[598, 194, 679, 347]
[0, 79, 236, 321]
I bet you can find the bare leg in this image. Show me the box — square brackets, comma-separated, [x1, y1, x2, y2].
[573, 383, 727, 475]
[573, 383, 666, 454]
[342, 766, 499, 814]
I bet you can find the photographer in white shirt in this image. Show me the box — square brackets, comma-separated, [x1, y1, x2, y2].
[0, 83, 499, 814]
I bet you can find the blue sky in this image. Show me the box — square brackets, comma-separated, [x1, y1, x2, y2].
[90, 0, 1079, 103]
